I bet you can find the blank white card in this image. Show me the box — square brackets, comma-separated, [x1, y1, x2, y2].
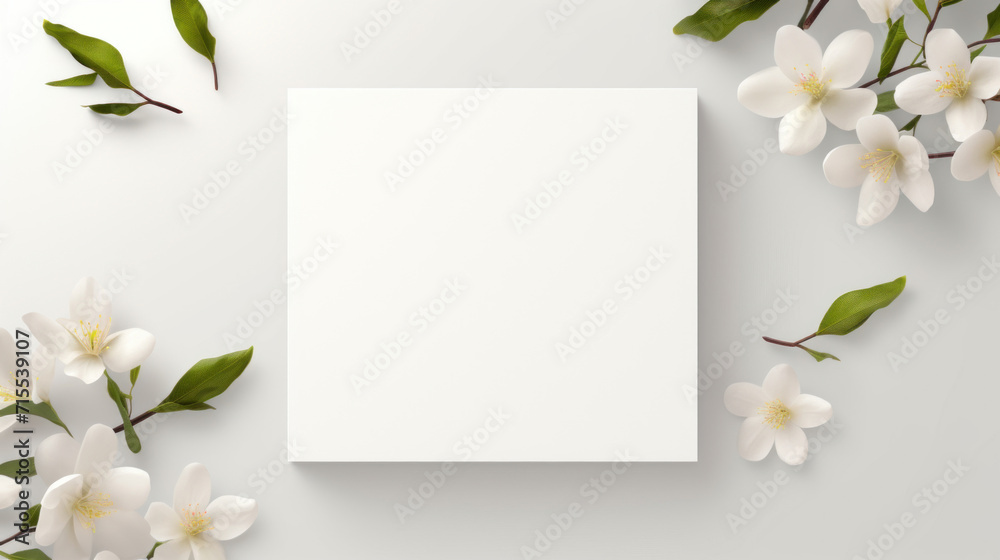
[288, 88, 697, 461]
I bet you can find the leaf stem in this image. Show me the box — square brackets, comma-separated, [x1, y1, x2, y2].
[859, 64, 923, 88]
[0, 527, 35, 547]
[968, 38, 1000, 49]
[928, 151, 955, 159]
[112, 410, 157, 433]
[797, 0, 815, 29]
[130, 88, 182, 114]
[763, 333, 817, 348]
[801, 0, 829, 29]
[212, 62, 219, 91]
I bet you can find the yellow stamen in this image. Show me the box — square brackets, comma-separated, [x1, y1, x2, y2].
[790, 65, 830, 101]
[935, 63, 970, 98]
[860, 148, 899, 183]
[75, 493, 115, 532]
[758, 399, 792, 430]
[992, 147, 1000, 176]
[69, 315, 112, 355]
[181, 504, 214, 536]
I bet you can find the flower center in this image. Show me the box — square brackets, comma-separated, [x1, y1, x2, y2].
[758, 399, 792, 430]
[791, 66, 828, 101]
[992, 147, 1000, 176]
[181, 504, 214, 536]
[860, 148, 899, 183]
[75, 493, 115, 532]
[0, 372, 18, 403]
[70, 316, 111, 355]
[935, 63, 970, 98]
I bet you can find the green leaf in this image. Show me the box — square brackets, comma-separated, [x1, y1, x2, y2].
[171, 0, 218, 89]
[900, 115, 921, 132]
[799, 345, 841, 362]
[0, 549, 51, 560]
[147, 542, 164, 560]
[27, 503, 40, 527]
[940, 0, 964, 6]
[875, 90, 899, 113]
[152, 347, 253, 413]
[816, 276, 906, 337]
[45, 72, 97, 87]
[0, 457, 35, 478]
[972, 45, 987, 61]
[0, 401, 71, 435]
[987, 4, 1000, 39]
[673, 0, 781, 42]
[130, 365, 141, 388]
[85, 102, 146, 116]
[879, 17, 908, 83]
[105, 372, 141, 453]
[912, 0, 931, 19]
[42, 21, 132, 89]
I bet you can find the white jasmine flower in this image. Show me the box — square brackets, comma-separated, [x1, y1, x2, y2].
[823, 114, 934, 225]
[145, 463, 258, 560]
[951, 125, 1000, 195]
[738, 25, 877, 155]
[35, 424, 152, 560]
[23, 277, 155, 384]
[895, 28, 1000, 141]
[0, 476, 20, 510]
[724, 364, 833, 465]
[858, 0, 903, 23]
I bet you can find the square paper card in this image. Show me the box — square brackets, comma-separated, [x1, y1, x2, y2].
[288, 88, 697, 462]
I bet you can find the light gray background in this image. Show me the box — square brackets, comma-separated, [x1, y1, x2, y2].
[0, 0, 997, 558]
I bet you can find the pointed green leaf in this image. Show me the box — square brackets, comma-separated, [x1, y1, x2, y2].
[875, 90, 899, 113]
[0, 401, 71, 435]
[27, 503, 40, 527]
[152, 347, 253, 413]
[816, 276, 906, 337]
[42, 21, 132, 89]
[799, 345, 841, 362]
[673, 0, 782, 42]
[900, 115, 921, 132]
[879, 17, 908, 83]
[0, 457, 35, 479]
[940, 0, 963, 6]
[171, 0, 218, 89]
[987, 4, 1000, 39]
[972, 46, 987, 61]
[0, 549, 51, 560]
[105, 372, 141, 453]
[85, 102, 146, 116]
[130, 366, 141, 387]
[912, 0, 931, 19]
[46, 72, 97, 87]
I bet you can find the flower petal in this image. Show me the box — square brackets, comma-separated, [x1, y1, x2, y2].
[53, 529, 90, 560]
[97, 467, 150, 511]
[762, 364, 800, 402]
[723, 383, 767, 417]
[74, 424, 118, 483]
[775, 425, 809, 465]
[737, 66, 803, 118]
[925, 28, 971, 76]
[968, 55, 1000, 99]
[895, 71, 953, 115]
[779, 102, 827, 155]
[69, 277, 110, 325]
[857, 0, 901, 23]
[101, 328, 155, 373]
[945, 96, 987, 142]
[856, 114, 900, 151]
[0, 329, 15, 377]
[900, 170, 935, 212]
[952, 129, 997, 181]
[174, 463, 213, 514]
[93, 511, 154, 560]
[153, 539, 194, 560]
[0, 416, 16, 435]
[65, 353, 106, 384]
[22, 312, 82, 364]
[789, 394, 833, 428]
[37, 475, 83, 546]
[95, 552, 121, 560]
[191, 536, 226, 560]
[37, 433, 80, 484]
[0, 476, 20, 509]
[990, 168, 1000, 197]
[207, 495, 258, 541]
[737, 416, 776, 462]
[821, 87, 877, 130]
[146, 502, 186, 541]
[32, 344, 57, 404]
[824, 144, 869, 187]
[823, 30, 874, 88]
[857, 175, 900, 226]
[774, 25, 823, 83]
